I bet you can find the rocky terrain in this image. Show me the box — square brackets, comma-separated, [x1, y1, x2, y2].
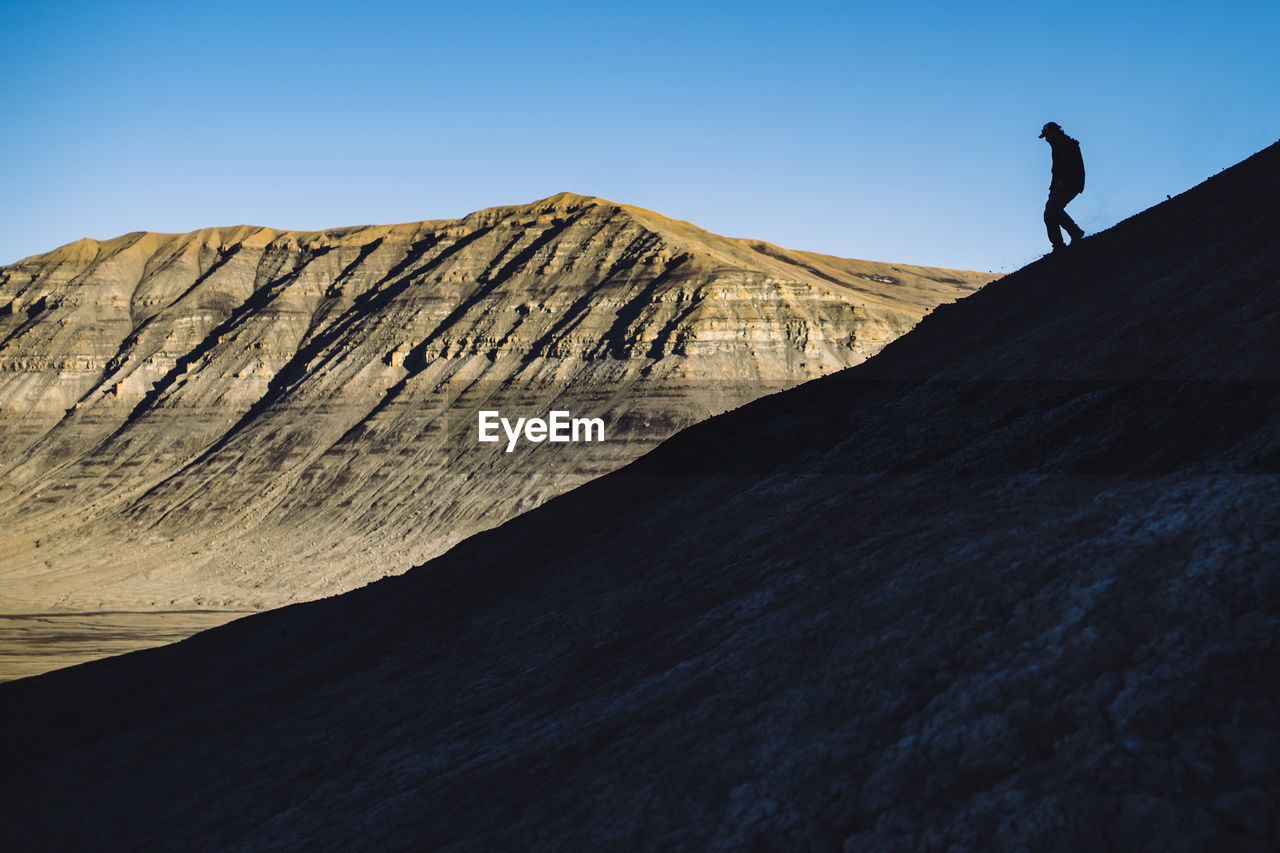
[0, 194, 985, 678]
[2, 140, 1277, 849]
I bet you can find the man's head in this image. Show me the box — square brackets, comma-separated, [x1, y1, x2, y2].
[1039, 121, 1063, 140]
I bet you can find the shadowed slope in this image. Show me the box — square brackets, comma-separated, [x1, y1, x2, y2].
[2, 143, 1279, 850]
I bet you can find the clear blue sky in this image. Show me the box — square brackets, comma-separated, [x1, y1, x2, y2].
[2, 0, 1277, 273]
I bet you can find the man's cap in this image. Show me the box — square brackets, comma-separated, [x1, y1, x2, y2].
[1039, 121, 1061, 138]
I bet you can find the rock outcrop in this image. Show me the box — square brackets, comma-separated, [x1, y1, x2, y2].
[0, 193, 985, 676]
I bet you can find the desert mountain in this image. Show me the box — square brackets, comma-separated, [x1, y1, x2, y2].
[0, 194, 986, 679]
[3, 139, 1278, 850]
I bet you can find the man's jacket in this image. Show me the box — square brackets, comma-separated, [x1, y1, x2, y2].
[1050, 134, 1086, 195]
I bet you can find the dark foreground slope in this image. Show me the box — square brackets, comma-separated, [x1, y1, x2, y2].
[3, 142, 1279, 851]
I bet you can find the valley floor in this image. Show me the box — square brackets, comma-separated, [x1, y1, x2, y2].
[0, 610, 248, 682]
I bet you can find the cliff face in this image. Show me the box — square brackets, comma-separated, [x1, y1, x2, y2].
[0, 193, 985, 624]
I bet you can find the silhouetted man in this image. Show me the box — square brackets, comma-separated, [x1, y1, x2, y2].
[1040, 121, 1085, 251]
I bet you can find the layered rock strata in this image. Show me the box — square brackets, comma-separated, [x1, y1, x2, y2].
[0, 193, 985, 645]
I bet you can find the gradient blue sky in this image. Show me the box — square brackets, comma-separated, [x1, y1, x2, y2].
[3, 0, 1277, 272]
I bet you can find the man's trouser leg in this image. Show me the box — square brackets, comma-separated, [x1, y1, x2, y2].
[1045, 188, 1082, 248]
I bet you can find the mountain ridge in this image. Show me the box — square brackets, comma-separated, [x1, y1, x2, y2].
[0, 193, 988, 679]
[11, 190, 981, 306]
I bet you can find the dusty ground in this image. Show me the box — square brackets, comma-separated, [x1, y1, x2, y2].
[0, 611, 246, 682]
